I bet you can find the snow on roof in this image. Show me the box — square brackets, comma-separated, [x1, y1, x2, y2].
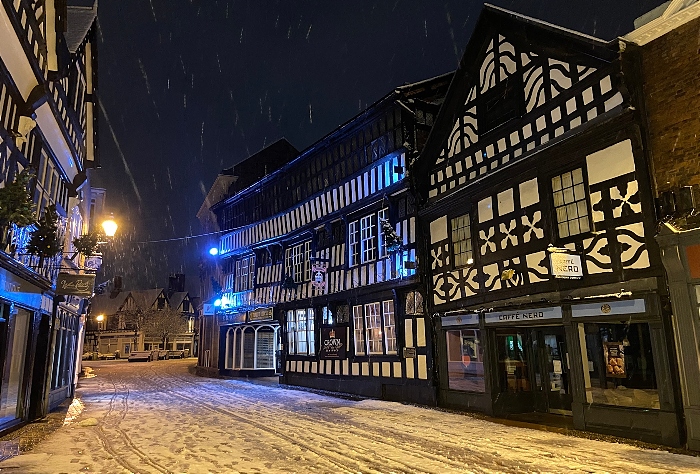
[131, 289, 165, 310]
[168, 292, 188, 310]
[90, 291, 131, 316]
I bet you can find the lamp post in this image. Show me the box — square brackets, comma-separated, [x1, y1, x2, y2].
[93, 314, 104, 360]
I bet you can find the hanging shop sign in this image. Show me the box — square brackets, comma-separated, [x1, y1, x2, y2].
[83, 255, 103, 271]
[485, 306, 563, 325]
[549, 251, 583, 279]
[441, 313, 479, 327]
[311, 262, 327, 290]
[56, 273, 95, 296]
[319, 327, 346, 359]
[248, 307, 273, 322]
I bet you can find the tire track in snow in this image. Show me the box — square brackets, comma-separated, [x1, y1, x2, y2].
[92, 373, 173, 473]
[143, 367, 472, 473]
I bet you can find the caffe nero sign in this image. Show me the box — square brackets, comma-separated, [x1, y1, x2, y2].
[56, 273, 95, 296]
[319, 327, 346, 359]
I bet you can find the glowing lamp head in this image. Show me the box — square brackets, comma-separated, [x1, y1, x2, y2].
[214, 299, 222, 307]
[102, 219, 118, 237]
[209, 247, 219, 256]
[96, 314, 104, 322]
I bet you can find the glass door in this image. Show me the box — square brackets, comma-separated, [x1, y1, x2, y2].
[534, 327, 572, 413]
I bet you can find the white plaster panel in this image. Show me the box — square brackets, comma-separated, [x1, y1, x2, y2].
[586, 140, 635, 185]
[478, 197, 494, 223]
[418, 355, 428, 380]
[519, 178, 539, 208]
[430, 216, 448, 244]
[497, 189, 514, 216]
[416, 318, 426, 347]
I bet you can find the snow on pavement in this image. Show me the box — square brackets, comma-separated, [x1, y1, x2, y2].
[0, 359, 698, 474]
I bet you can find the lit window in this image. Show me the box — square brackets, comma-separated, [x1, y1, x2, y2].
[552, 168, 590, 238]
[287, 308, 315, 355]
[382, 300, 396, 354]
[364, 302, 383, 354]
[353, 305, 365, 355]
[451, 214, 473, 267]
[348, 208, 388, 266]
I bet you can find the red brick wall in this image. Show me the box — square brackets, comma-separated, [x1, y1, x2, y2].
[641, 16, 700, 195]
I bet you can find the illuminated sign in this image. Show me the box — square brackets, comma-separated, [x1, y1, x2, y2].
[56, 273, 95, 296]
[485, 306, 562, 325]
[549, 252, 583, 279]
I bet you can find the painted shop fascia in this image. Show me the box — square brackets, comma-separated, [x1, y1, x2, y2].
[413, 5, 683, 446]
[202, 75, 451, 404]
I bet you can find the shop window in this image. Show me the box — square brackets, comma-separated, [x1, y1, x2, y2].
[450, 213, 473, 267]
[405, 291, 424, 315]
[552, 168, 590, 238]
[287, 309, 315, 356]
[580, 322, 658, 409]
[446, 329, 485, 392]
[497, 330, 531, 392]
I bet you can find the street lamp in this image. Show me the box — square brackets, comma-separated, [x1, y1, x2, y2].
[101, 218, 118, 238]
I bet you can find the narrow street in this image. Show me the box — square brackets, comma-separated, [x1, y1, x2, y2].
[0, 360, 697, 474]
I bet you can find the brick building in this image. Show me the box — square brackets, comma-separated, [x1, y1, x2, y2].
[625, 0, 700, 451]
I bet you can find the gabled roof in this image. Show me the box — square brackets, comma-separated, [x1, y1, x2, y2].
[168, 292, 189, 311]
[131, 289, 166, 310]
[413, 4, 620, 197]
[90, 291, 131, 316]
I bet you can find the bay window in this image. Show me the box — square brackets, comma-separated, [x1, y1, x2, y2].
[234, 256, 255, 292]
[285, 241, 311, 283]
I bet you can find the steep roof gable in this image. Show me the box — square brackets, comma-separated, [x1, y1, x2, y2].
[90, 291, 132, 316]
[414, 5, 624, 201]
[131, 289, 166, 310]
[168, 291, 189, 311]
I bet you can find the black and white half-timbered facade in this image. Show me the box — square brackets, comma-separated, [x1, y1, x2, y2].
[203, 76, 450, 403]
[413, 6, 683, 446]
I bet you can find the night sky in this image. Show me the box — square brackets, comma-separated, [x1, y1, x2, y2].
[93, 0, 666, 295]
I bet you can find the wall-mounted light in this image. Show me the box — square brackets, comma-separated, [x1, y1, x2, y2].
[209, 247, 219, 256]
[102, 219, 118, 237]
[214, 299, 222, 307]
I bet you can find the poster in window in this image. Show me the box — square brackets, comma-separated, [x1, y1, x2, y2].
[604, 342, 626, 378]
[319, 327, 346, 359]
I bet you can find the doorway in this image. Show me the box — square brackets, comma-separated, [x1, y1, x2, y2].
[494, 326, 572, 416]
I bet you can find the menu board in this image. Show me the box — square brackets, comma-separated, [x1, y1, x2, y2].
[604, 342, 626, 378]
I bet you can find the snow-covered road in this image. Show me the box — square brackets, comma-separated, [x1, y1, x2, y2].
[1, 359, 698, 474]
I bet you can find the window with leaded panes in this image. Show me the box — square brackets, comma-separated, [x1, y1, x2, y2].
[451, 213, 473, 267]
[405, 291, 424, 315]
[234, 256, 255, 292]
[552, 168, 590, 238]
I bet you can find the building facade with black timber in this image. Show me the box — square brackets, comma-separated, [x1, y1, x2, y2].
[413, 6, 683, 446]
[202, 75, 450, 403]
[0, 0, 99, 433]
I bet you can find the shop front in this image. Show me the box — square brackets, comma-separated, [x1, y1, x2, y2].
[437, 296, 683, 446]
[219, 307, 280, 377]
